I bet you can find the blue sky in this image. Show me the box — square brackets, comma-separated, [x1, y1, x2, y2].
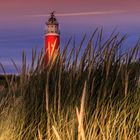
[0, 0, 140, 73]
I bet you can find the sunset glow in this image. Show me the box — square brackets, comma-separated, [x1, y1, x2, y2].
[0, 0, 140, 73]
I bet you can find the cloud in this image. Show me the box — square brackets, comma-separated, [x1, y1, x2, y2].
[26, 10, 128, 18]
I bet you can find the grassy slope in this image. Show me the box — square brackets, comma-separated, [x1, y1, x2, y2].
[0, 29, 140, 140]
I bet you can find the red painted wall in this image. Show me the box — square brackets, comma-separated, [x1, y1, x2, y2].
[45, 34, 60, 64]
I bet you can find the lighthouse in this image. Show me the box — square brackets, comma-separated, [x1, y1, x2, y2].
[45, 12, 60, 64]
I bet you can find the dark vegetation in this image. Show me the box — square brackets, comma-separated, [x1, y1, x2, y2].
[0, 29, 140, 140]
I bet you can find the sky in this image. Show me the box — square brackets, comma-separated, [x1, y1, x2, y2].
[0, 0, 140, 73]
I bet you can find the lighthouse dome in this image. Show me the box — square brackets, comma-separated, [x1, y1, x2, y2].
[47, 12, 58, 25]
[45, 12, 60, 34]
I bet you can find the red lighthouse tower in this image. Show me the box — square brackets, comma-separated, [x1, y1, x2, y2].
[45, 12, 60, 64]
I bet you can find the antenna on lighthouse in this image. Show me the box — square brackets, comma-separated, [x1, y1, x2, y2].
[50, 11, 56, 16]
[44, 12, 60, 64]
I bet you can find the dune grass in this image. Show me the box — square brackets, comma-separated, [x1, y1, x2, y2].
[0, 29, 140, 140]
